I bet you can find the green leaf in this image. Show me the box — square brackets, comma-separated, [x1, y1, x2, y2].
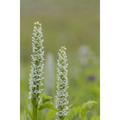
[41, 94, 53, 103]
[38, 102, 57, 111]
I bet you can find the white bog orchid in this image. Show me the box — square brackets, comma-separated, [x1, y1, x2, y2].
[56, 46, 69, 120]
[29, 21, 44, 105]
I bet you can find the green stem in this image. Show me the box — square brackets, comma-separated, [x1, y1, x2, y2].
[33, 104, 37, 120]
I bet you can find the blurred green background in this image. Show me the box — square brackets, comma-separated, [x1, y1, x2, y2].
[21, 0, 100, 119]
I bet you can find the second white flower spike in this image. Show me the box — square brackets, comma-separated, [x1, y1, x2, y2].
[56, 46, 69, 120]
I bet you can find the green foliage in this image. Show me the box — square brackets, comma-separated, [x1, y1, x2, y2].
[65, 100, 97, 120]
[42, 100, 98, 120]
[41, 94, 52, 103]
[38, 94, 56, 111]
[38, 102, 55, 111]
[24, 94, 56, 120]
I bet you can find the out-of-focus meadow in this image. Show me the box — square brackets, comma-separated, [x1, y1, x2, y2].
[21, 0, 100, 119]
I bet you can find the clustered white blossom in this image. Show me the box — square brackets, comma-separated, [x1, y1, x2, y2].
[29, 21, 44, 105]
[56, 46, 69, 120]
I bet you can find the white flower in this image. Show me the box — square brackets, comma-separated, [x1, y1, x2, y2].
[56, 46, 69, 120]
[29, 21, 44, 105]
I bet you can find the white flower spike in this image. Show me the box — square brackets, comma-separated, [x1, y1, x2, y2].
[56, 46, 69, 120]
[29, 21, 44, 105]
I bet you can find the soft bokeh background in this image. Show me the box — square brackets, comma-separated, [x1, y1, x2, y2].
[21, 0, 100, 119]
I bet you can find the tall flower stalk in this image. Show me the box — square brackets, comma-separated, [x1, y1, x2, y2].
[56, 46, 69, 120]
[29, 21, 44, 120]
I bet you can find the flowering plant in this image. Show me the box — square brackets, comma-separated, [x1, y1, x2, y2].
[55, 46, 69, 120]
